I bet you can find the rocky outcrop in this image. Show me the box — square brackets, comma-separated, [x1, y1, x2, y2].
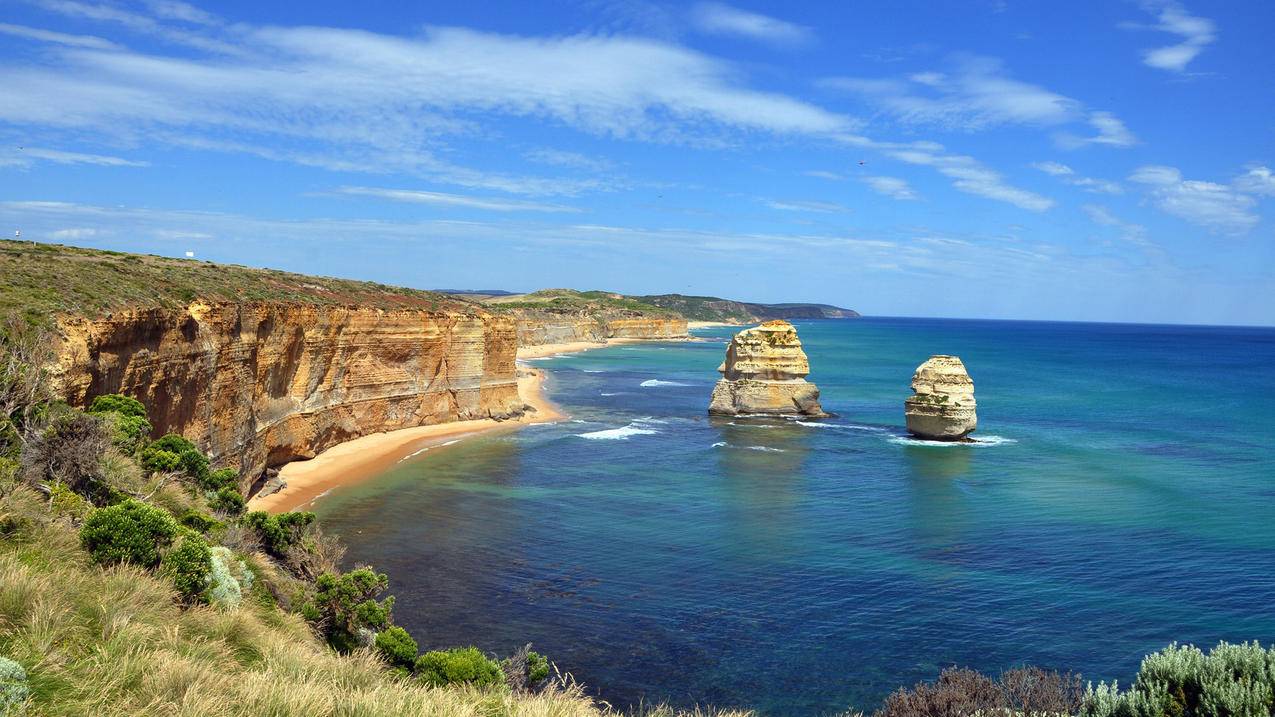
[514, 313, 687, 347]
[55, 301, 524, 490]
[904, 355, 977, 440]
[708, 320, 826, 417]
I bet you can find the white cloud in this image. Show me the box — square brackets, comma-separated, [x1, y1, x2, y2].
[804, 170, 844, 181]
[48, 227, 100, 239]
[4, 147, 149, 167]
[1082, 204, 1153, 249]
[0, 15, 856, 192]
[522, 148, 612, 173]
[0, 22, 120, 49]
[1031, 161, 1122, 194]
[690, 3, 812, 46]
[1130, 165, 1259, 233]
[884, 144, 1053, 211]
[861, 175, 918, 200]
[335, 187, 581, 213]
[763, 199, 848, 213]
[822, 55, 1083, 130]
[1233, 166, 1275, 197]
[1134, 2, 1216, 72]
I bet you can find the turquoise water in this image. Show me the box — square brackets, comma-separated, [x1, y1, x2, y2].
[315, 318, 1275, 716]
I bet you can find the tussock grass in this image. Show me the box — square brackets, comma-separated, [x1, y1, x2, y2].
[0, 487, 749, 717]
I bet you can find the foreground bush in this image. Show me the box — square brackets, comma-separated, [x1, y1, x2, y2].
[877, 666, 1083, 717]
[375, 626, 419, 670]
[243, 510, 315, 556]
[1082, 642, 1275, 717]
[0, 655, 28, 716]
[415, 647, 505, 688]
[145, 433, 209, 481]
[301, 568, 394, 651]
[20, 409, 109, 495]
[162, 533, 213, 603]
[78, 499, 177, 567]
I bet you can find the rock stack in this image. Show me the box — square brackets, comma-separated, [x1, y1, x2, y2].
[708, 320, 827, 417]
[904, 355, 977, 440]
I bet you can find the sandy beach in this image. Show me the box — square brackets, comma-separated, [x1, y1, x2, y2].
[251, 335, 702, 513]
[248, 366, 563, 513]
[687, 321, 744, 329]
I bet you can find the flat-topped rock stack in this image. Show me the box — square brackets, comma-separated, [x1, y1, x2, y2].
[708, 320, 827, 417]
[904, 355, 977, 440]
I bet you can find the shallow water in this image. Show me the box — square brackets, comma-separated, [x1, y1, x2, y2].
[315, 318, 1275, 716]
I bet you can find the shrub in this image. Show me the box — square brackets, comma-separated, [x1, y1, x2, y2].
[1082, 642, 1275, 717]
[210, 486, 245, 516]
[242, 510, 315, 556]
[415, 647, 504, 688]
[79, 499, 177, 568]
[878, 666, 1083, 717]
[48, 481, 91, 520]
[0, 656, 29, 716]
[103, 413, 152, 454]
[87, 393, 146, 418]
[301, 568, 394, 651]
[207, 546, 254, 609]
[140, 447, 182, 474]
[20, 409, 109, 495]
[178, 509, 221, 534]
[147, 434, 209, 481]
[162, 533, 213, 604]
[502, 643, 552, 694]
[203, 467, 239, 492]
[375, 626, 419, 669]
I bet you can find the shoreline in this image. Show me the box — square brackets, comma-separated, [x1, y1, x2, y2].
[250, 337, 672, 513]
[687, 320, 744, 329]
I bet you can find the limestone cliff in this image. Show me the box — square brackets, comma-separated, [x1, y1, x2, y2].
[55, 302, 524, 490]
[904, 355, 977, 440]
[708, 321, 826, 417]
[512, 312, 687, 347]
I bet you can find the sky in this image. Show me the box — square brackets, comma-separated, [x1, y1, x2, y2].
[1, 1, 1274, 325]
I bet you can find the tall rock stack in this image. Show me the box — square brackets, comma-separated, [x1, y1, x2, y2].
[708, 320, 827, 417]
[904, 355, 977, 440]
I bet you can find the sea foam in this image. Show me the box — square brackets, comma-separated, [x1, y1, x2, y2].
[640, 379, 688, 387]
[576, 423, 659, 440]
[888, 435, 1017, 448]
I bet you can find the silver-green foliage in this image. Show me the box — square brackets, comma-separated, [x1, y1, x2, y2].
[1083, 642, 1275, 717]
[207, 546, 254, 609]
[0, 656, 28, 715]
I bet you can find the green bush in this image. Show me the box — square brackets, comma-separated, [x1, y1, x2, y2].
[207, 546, 253, 609]
[161, 533, 212, 604]
[203, 467, 238, 492]
[242, 510, 315, 556]
[48, 482, 91, 520]
[147, 434, 209, 481]
[0, 655, 29, 716]
[375, 626, 419, 669]
[79, 499, 177, 568]
[209, 486, 245, 516]
[301, 568, 394, 651]
[178, 509, 221, 534]
[528, 650, 550, 684]
[87, 393, 146, 418]
[1082, 642, 1275, 717]
[104, 413, 152, 454]
[140, 447, 182, 474]
[415, 647, 504, 688]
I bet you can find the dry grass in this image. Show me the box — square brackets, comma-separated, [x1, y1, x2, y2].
[0, 486, 750, 717]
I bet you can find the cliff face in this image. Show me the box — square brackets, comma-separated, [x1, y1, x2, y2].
[708, 321, 826, 417]
[55, 301, 524, 487]
[513, 312, 687, 347]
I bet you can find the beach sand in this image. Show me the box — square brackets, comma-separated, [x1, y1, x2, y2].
[248, 366, 563, 513]
[687, 321, 744, 329]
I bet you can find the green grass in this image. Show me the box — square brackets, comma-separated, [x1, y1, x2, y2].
[0, 240, 474, 325]
[482, 289, 676, 316]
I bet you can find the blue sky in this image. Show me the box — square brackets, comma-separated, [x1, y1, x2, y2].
[1, 1, 1273, 325]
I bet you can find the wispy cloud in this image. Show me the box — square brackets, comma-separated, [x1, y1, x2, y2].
[1129, 165, 1258, 233]
[861, 175, 918, 200]
[0, 21, 120, 49]
[335, 187, 582, 213]
[880, 142, 1053, 211]
[690, 3, 812, 47]
[763, 199, 848, 213]
[4, 147, 150, 167]
[804, 170, 844, 181]
[1057, 111, 1138, 149]
[522, 148, 613, 173]
[822, 55, 1082, 130]
[1082, 204, 1154, 250]
[1030, 161, 1122, 194]
[1130, 1, 1216, 72]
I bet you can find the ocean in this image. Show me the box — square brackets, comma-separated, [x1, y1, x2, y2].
[314, 317, 1275, 716]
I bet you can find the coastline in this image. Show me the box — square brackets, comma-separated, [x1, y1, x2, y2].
[687, 320, 744, 329]
[250, 336, 674, 513]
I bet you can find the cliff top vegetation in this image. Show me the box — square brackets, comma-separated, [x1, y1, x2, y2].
[480, 289, 677, 316]
[0, 240, 475, 325]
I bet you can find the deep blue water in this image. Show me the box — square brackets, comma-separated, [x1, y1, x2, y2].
[315, 317, 1275, 715]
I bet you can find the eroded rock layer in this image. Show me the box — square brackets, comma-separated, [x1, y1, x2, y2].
[55, 302, 524, 488]
[514, 314, 687, 347]
[904, 355, 977, 440]
[708, 320, 826, 417]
